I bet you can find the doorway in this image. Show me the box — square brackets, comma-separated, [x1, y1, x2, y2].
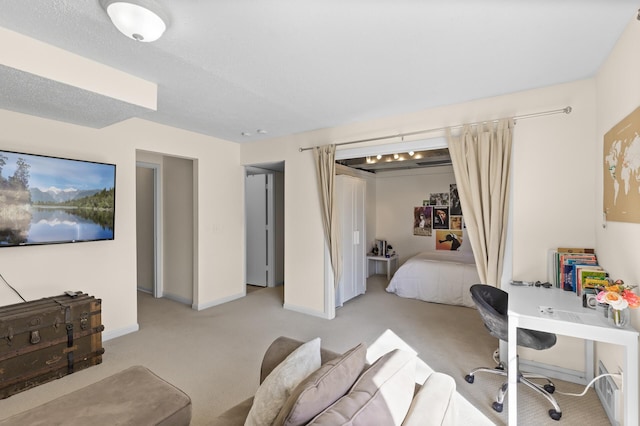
[136, 152, 196, 306]
[245, 163, 285, 290]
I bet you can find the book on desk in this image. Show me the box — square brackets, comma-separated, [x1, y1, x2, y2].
[548, 248, 607, 296]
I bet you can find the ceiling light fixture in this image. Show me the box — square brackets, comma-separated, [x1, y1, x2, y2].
[393, 153, 399, 160]
[100, 0, 168, 42]
[376, 154, 382, 160]
[409, 151, 415, 156]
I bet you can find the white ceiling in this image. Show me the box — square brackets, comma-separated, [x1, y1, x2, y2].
[0, 1, 638, 143]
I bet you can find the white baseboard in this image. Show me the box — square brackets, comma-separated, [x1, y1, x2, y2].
[193, 292, 245, 311]
[162, 292, 192, 306]
[519, 359, 589, 385]
[283, 302, 331, 319]
[103, 323, 139, 341]
[499, 340, 593, 386]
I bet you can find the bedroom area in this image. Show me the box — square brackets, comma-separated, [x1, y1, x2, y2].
[335, 140, 480, 309]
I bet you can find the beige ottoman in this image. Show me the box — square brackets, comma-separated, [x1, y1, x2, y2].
[0, 366, 191, 426]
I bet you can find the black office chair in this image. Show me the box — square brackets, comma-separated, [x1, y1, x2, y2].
[464, 284, 562, 421]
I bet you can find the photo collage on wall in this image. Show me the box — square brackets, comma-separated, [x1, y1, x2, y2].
[413, 184, 465, 251]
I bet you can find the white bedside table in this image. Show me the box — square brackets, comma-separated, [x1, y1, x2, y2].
[366, 254, 398, 280]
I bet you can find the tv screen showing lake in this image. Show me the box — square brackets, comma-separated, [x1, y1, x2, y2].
[26, 208, 114, 243]
[0, 150, 116, 247]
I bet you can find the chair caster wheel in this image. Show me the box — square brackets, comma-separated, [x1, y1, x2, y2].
[464, 374, 475, 384]
[544, 384, 555, 393]
[549, 409, 562, 420]
[495, 364, 504, 371]
[492, 402, 503, 413]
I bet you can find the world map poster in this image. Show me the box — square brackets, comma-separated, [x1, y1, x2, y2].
[604, 106, 640, 223]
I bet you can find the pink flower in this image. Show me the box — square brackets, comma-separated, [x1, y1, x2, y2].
[596, 291, 627, 309]
[596, 286, 639, 311]
[622, 290, 640, 308]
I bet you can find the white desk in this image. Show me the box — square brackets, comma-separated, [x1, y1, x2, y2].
[507, 285, 638, 425]
[366, 254, 398, 280]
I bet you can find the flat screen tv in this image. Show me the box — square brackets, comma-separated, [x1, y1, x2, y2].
[0, 150, 115, 247]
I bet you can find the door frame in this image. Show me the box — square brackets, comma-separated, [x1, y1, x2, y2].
[136, 161, 163, 298]
[245, 167, 275, 287]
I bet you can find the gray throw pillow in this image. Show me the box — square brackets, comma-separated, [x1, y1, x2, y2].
[274, 343, 367, 426]
[307, 349, 416, 426]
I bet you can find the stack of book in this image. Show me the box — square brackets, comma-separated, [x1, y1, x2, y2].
[375, 239, 387, 257]
[547, 248, 608, 296]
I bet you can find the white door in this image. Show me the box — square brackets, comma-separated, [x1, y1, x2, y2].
[353, 178, 366, 296]
[246, 173, 273, 286]
[336, 176, 351, 304]
[336, 175, 366, 306]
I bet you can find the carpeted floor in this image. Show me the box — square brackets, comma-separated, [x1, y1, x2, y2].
[0, 276, 611, 425]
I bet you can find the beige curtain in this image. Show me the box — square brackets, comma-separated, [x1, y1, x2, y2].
[313, 145, 342, 288]
[446, 118, 514, 287]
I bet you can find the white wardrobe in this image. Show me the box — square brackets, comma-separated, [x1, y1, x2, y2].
[335, 174, 366, 307]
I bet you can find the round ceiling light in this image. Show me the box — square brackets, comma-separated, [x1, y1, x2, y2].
[102, 1, 167, 42]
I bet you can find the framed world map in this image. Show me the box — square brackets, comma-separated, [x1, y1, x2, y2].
[604, 106, 640, 223]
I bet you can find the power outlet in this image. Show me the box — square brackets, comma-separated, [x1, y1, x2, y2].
[595, 360, 621, 426]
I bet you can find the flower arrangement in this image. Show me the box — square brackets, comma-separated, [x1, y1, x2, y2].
[596, 280, 639, 326]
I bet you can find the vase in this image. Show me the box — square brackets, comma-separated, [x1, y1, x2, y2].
[596, 302, 609, 318]
[608, 305, 630, 327]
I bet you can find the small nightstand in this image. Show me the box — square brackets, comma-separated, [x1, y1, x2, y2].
[366, 253, 398, 280]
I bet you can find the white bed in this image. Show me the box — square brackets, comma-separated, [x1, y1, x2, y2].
[385, 251, 480, 308]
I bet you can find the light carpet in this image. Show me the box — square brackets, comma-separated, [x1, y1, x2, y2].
[0, 276, 611, 425]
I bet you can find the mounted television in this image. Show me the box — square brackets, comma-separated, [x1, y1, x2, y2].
[0, 150, 116, 247]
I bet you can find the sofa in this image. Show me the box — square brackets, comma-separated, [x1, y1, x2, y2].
[211, 336, 457, 426]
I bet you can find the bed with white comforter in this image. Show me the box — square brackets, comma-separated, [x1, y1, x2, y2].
[385, 251, 480, 308]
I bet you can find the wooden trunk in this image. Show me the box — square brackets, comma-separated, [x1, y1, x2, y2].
[0, 292, 104, 399]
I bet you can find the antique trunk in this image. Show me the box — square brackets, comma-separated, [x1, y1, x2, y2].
[0, 292, 104, 399]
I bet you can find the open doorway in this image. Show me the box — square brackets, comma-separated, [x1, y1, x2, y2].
[136, 152, 196, 308]
[244, 162, 284, 294]
[326, 137, 450, 316]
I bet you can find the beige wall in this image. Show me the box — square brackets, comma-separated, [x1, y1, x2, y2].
[0, 112, 244, 339]
[242, 77, 598, 321]
[162, 156, 194, 304]
[595, 16, 640, 383]
[118, 119, 245, 314]
[242, 141, 329, 316]
[136, 166, 155, 293]
[0, 112, 139, 338]
[374, 166, 472, 264]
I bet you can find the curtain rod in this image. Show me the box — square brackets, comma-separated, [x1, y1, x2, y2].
[299, 106, 572, 152]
